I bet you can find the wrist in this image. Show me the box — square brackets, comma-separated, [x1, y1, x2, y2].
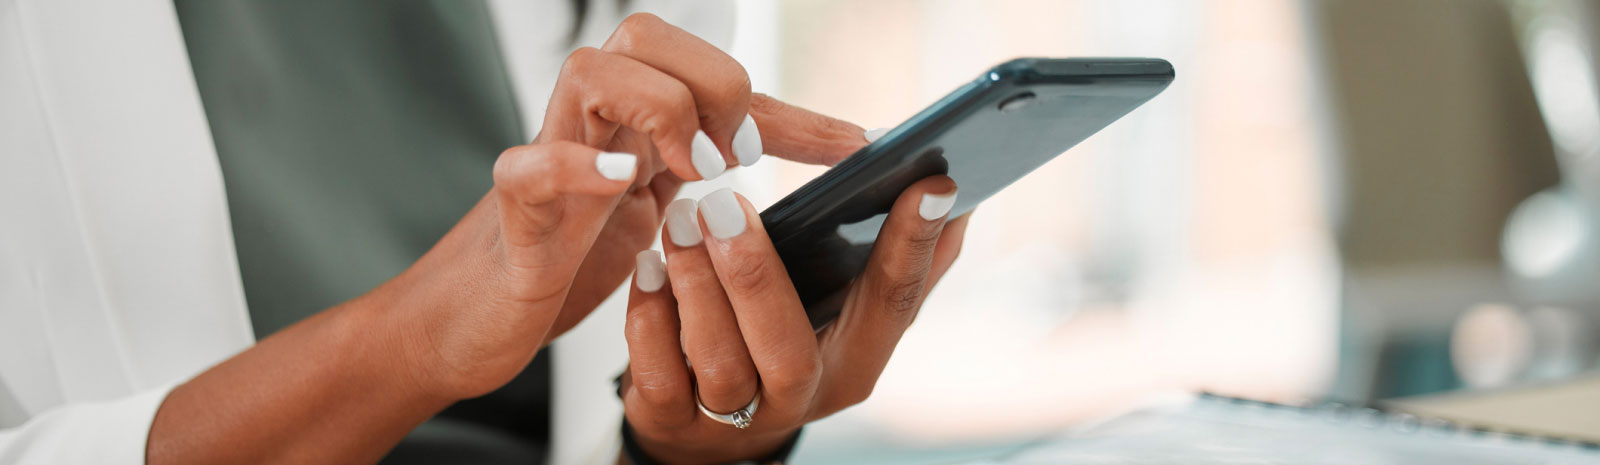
[367, 197, 561, 400]
[625, 420, 801, 465]
[341, 283, 469, 404]
[370, 271, 545, 401]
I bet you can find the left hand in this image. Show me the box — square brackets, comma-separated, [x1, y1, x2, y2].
[620, 177, 970, 464]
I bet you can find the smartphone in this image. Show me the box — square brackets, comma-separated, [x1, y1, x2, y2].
[760, 57, 1174, 328]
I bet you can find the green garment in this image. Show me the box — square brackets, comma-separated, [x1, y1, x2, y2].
[174, 2, 551, 463]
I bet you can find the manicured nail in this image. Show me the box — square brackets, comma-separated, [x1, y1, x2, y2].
[665, 198, 703, 247]
[595, 152, 637, 181]
[864, 127, 890, 143]
[634, 250, 666, 292]
[690, 130, 726, 181]
[698, 188, 747, 239]
[919, 190, 958, 221]
[733, 114, 764, 167]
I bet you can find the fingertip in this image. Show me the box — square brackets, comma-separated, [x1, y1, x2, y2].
[864, 127, 890, 143]
[664, 198, 703, 247]
[690, 130, 726, 181]
[697, 188, 748, 240]
[733, 114, 764, 167]
[634, 250, 667, 293]
[651, 132, 703, 182]
[596, 152, 639, 182]
[904, 176, 959, 222]
[919, 190, 958, 221]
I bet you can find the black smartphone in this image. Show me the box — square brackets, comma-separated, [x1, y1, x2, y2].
[760, 57, 1174, 328]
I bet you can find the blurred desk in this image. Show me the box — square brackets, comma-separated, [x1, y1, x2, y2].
[797, 386, 1600, 465]
[956, 393, 1599, 464]
[1389, 374, 1600, 443]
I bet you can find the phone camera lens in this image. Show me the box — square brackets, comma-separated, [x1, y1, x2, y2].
[998, 92, 1037, 113]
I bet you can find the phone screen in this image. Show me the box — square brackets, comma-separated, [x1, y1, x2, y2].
[761, 58, 1174, 328]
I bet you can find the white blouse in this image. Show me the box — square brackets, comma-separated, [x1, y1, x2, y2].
[0, 1, 732, 463]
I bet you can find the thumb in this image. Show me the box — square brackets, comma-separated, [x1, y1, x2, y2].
[749, 93, 870, 166]
[492, 141, 638, 268]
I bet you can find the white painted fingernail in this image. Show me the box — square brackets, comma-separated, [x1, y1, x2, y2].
[690, 130, 726, 181]
[919, 190, 958, 221]
[665, 198, 702, 247]
[634, 250, 666, 292]
[595, 152, 637, 181]
[733, 114, 764, 167]
[864, 127, 890, 143]
[697, 188, 747, 239]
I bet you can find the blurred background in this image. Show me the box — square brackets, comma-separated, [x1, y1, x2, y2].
[686, 0, 1600, 462]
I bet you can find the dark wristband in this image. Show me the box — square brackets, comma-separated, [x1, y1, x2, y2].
[619, 418, 803, 465]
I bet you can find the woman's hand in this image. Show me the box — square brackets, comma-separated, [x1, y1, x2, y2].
[386, 13, 870, 400]
[532, 12, 868, 346]
[619, 179, 970, 464]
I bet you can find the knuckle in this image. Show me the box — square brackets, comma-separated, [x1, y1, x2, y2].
[560, 47, 604, 77]
[874, 272, 928, 321]
[645, 80, 697, 122]
[491, 146, 531, 187]
[521, 203, 568, 242]
[716, 69, 753, 105]
[630, 374, 683, 408]
[762, 352, 822, 394]
[619, 12, 666, 35]
[611, 13, 665, 50]
[902, 222, 944, 254]
[706, 72, 754, 128]
[492, 145, 570, 239]
[811, 112, 864, 142]
[837, 381, 878, 407]
[694, 362, 756, 399]
[622, 310, 660, 342]
[749, 93, 784, 115]
[722, 257, 777, 293]
[491, 144, 560, 189]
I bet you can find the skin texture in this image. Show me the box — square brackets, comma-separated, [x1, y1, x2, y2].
[145, 13, 904, 465]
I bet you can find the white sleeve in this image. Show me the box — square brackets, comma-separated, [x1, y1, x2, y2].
[0, 384, 176, 465]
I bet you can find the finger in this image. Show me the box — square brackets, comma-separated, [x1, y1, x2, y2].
[661, 198, 762, 415]
[543, 47, 723, 182]
[603, 13, 763, 168]
[748, 93, 870, 166]
[623, 250, 697, 428]
[647, 170, 685, 214]
[815, 176, 957, 409]
[927, 211, 972, 287]
[694, 188, 821, 420]
[492, 141, 639, 252]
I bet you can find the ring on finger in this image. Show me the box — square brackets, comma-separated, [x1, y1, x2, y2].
[695, 386, 760, 429]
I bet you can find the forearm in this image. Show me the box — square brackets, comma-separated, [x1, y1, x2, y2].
[147, 289, 454, 465]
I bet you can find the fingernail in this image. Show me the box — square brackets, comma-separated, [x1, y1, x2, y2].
[733, 114, 764, 167]
[919, 190, 958, 221]
[665, 198, 702, 247]
[690, 130, 726, 181]
[864, 127, 890, 143]
[634, 250, 666, 292]
[697, 188, 747, 239]
[595, 152, 637, 181]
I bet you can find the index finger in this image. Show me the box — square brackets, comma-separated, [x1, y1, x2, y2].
[748, 93, 871, 166]
[601, 14, 871, 168]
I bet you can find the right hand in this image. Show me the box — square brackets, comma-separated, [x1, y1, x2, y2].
[141, 13, 883, 465]
[374, 13, 873, 400]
